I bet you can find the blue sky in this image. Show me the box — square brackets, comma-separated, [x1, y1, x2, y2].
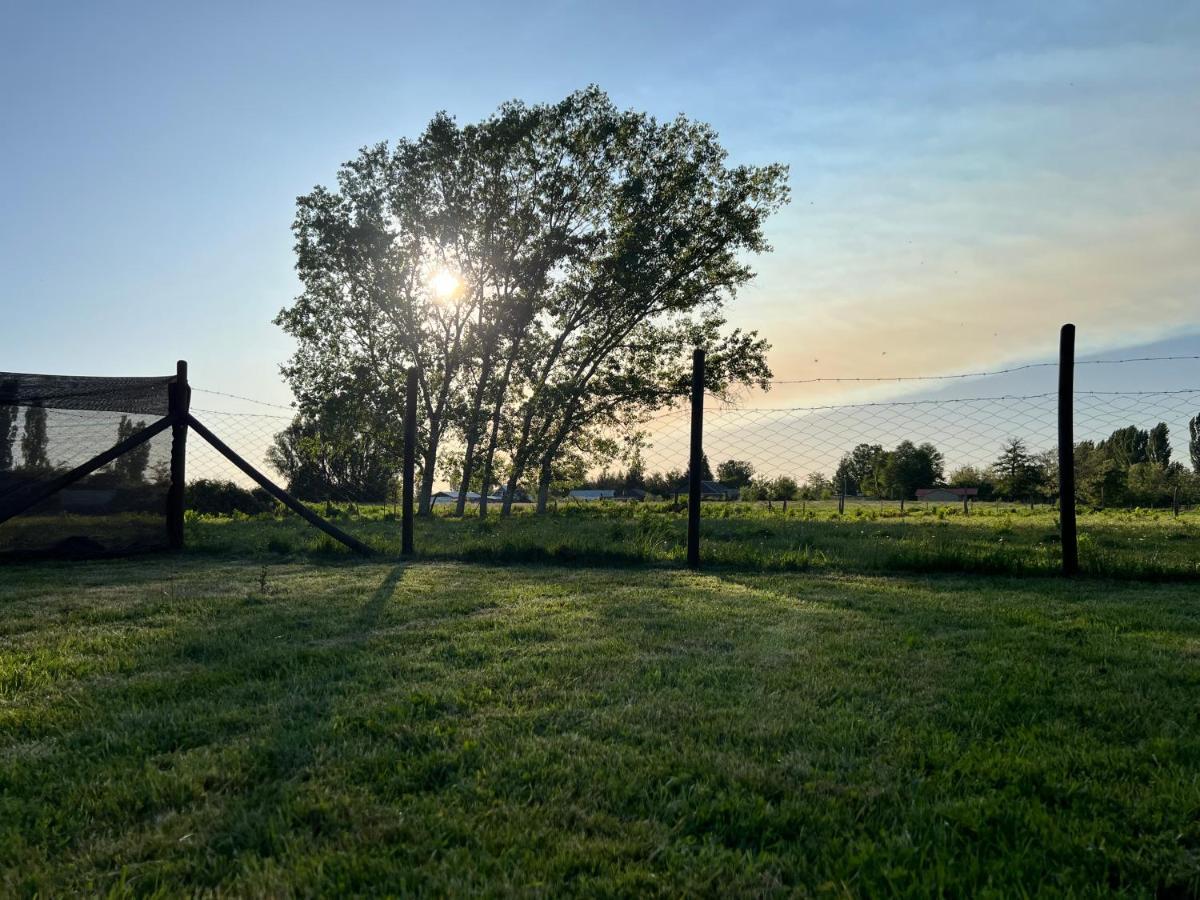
[3, 0, 1198, 408]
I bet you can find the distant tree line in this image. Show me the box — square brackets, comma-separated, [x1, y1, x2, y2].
[572, 414, 1200, 508]
[0, 403, 155, 487]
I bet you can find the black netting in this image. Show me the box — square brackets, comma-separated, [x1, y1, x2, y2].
[0, 372, 176, 559]
[0, 372, 173, 415]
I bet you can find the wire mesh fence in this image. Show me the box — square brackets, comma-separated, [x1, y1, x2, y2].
[7, 352, 1196, 574]
[180, 367, 1200, 502]
[74, 387, 1200, 508]
[178, 352, 1200, 518]
[636, 389, 1200, 503]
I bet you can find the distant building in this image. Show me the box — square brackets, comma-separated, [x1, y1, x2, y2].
[567, 488, 647, 502]
[431, 490, 481, 506]
[674, 480, 739, 501]
[493, 486, 532, 504]
[916, 487, 979, 503]
[432, 488, 531, 505]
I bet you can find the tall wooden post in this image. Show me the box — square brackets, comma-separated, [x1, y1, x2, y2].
[167, 360, 190, 550]
[687, 349, 705, 570]
[402, 367, 418, 556]
[1058, 324, 1079, 576]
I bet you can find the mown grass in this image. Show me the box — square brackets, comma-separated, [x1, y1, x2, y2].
[172, 500, 1200, 580]
[3, 558, 1200, 895]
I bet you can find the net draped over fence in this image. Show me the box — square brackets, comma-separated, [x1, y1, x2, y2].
[0, 372, 176, 557]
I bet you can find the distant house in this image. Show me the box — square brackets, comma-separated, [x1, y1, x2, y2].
[568, 489, 613, 501]
[674, 480, 738, 501]
[567, 488, 647, 502]
[916, 487, 979, 503]
[431, 490, 481, 506]
[493, 486, 532, 504]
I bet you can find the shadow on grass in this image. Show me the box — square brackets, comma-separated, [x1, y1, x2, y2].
[1, 560, 413, 890]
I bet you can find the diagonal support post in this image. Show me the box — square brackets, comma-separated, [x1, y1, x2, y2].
[0, 415, 173, 526]
[186, 413, 372, 557]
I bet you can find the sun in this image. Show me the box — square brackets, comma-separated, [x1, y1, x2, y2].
[429, 268, 461, 301]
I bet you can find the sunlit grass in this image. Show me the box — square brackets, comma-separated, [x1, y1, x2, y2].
[2, 558, 1199, 894]
[170, 500, 1200, 580]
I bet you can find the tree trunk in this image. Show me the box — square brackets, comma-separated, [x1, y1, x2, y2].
[418, 444, 437, 515]
[501, 467, 520, 517]
[456, 353, 494, 516]
[500, 410, 539, 517]
[477, 353, 519, 520]
[536, 456, 553, 514]
[454, 435, 478, 517]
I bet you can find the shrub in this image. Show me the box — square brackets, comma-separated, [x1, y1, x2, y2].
[186, 479, 275, 516]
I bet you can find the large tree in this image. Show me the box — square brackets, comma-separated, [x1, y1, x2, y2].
[991, 437, 1039, 501]
[835, 443, 885, 496]
[0, 380, 17, 472]
[20, 406, 49, 471]
[1100, 426, 1149, 468]
[881, 441, 944, 501]
[276, 87, 787, 516]
[268, 395, 400, 501]
[112, 417, 151, 484]
[1147, 422, 1171, 466]
[1190, 413, 1200, 474]
[716, 459, 754, 488]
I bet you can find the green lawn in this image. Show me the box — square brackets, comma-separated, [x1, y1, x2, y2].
[3, 557, 1200, 895]
[177, 501, 1200, 581]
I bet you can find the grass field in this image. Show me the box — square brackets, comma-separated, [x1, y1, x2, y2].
[5, 501, 1198, 581]
[3, 555, 1200, 895]
[176, 500, 1200, 581]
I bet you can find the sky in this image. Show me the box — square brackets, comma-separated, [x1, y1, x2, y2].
[2, 0, 1199, 411]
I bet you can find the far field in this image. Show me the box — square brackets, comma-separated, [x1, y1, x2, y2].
[2, 557, 1199, 895]
[4, 500, 1198, 580]
[181, 500, 1200, 580]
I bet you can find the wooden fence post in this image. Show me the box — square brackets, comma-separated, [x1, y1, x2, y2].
[167, 360, 190, 551]
[402, 367, 417, 556]
[687, 349, 705, 570]
[1058, 324, 1079, 576]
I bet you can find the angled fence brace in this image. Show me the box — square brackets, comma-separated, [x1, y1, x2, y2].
[186, 413, 373, 557]
[0, 416, 174, 526]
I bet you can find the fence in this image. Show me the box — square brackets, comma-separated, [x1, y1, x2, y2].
[166, 324, 1200, 577]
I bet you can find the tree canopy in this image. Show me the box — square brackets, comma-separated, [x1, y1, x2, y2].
[275, 87, 788, 511]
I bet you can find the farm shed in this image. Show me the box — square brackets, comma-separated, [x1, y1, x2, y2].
[431, 490, 482, 506]
[568, 488, 647, 502]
